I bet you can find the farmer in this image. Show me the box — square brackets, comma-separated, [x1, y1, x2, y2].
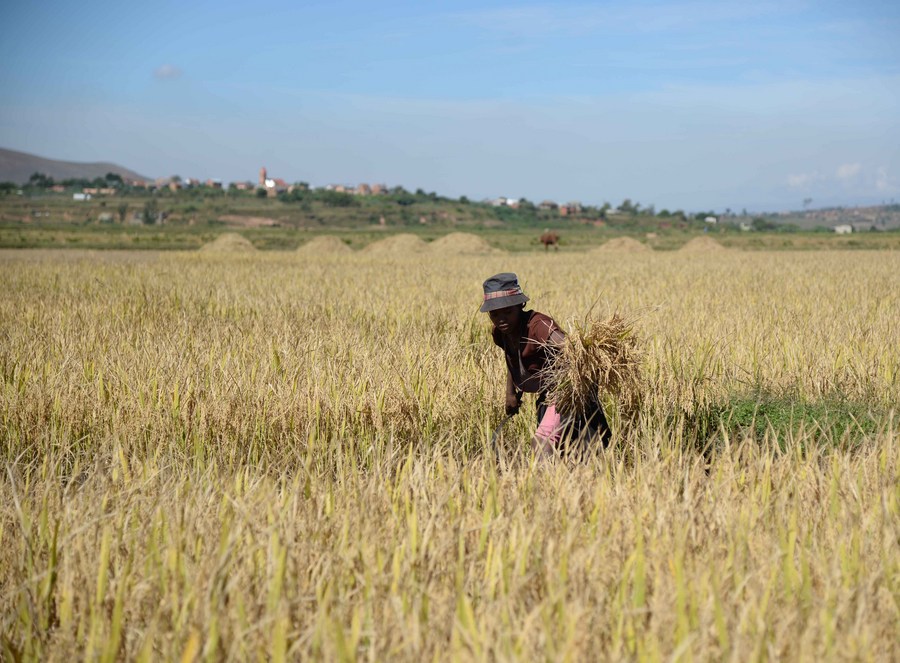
[481, 272, 611, 454]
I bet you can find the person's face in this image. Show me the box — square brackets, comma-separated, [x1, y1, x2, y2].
[488, 305, 522, 335]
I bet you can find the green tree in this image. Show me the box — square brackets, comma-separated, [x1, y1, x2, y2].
[28, 172, 54, 188]
[117, 203, 128, 223]
[142, 198, 159, 224]
[751, 216, 778, 231]
[617, 198, 637, 214]
[279, 188, 306, 203]
[318, 190, 358, 207]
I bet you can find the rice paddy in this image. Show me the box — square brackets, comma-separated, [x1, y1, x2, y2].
[1, 247, 898, 660]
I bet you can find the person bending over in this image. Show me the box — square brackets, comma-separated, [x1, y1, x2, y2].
[480, 272, 611, 455]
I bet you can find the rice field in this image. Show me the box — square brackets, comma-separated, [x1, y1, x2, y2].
[1, 247, 898, 661]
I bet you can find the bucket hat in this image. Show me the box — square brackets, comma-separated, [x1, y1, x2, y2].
[480, 272, 529, 312]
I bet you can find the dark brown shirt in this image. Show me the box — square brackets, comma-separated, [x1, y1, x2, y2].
[492, 310, 563, 393]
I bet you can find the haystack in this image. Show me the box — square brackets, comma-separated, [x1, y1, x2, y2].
[591, 237, 651, 253]
[679, 236, 727, 252]
[296, 235, 353, 255]
[362, 233, 429, 254]
[429, 232, 502, 255]
[199, 233, 257, 253]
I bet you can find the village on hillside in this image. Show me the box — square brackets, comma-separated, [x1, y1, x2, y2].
[5, 162, 900, 233]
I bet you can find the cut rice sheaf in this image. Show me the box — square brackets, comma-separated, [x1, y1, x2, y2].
[541, 313, 645, 424]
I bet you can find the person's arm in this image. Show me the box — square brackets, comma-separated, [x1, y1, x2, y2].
[505, 368, 521, 415]
[548, 328, 565, 346]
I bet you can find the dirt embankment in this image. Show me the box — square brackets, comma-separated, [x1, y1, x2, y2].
[218, 215, 280, 228]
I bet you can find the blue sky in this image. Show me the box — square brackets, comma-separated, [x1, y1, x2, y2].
[1, 0, 898, 211]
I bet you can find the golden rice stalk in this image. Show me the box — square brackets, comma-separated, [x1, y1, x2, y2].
[541, 313, 645, 420]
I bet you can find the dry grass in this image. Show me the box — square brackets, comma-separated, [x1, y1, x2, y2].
[1, 248, 898, 660]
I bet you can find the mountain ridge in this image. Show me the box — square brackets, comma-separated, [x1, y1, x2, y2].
[0, 147, 152, 184]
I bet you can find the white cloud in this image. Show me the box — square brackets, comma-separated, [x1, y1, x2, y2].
[836, 162, 861, 180]
[787, 172, 820, 188]
[153, 64, 182, 80]
[876, 167, 897, 194]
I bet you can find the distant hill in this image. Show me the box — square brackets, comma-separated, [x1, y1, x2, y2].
[0, 147, 152, 184]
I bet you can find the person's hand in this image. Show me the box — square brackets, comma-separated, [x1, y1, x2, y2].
[505, 392, 521, 416]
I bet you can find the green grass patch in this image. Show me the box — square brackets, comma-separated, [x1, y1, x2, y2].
[678, 391, 886, 449]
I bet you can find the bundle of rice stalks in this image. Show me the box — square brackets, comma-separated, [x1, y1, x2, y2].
[542, 313, 645, 422]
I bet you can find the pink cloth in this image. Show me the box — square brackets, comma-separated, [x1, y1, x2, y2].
[535, 404, 563, 444]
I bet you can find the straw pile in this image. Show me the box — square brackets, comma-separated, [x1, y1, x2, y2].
[429, 232, 502, 255]
[362, 234, 429, 254]
[591, 237, 651, 253]
[541, 314, 644, 422]
[679, 236, 727, 252]
[296, 235, 353, 255]
[199, 233, 257, 253]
